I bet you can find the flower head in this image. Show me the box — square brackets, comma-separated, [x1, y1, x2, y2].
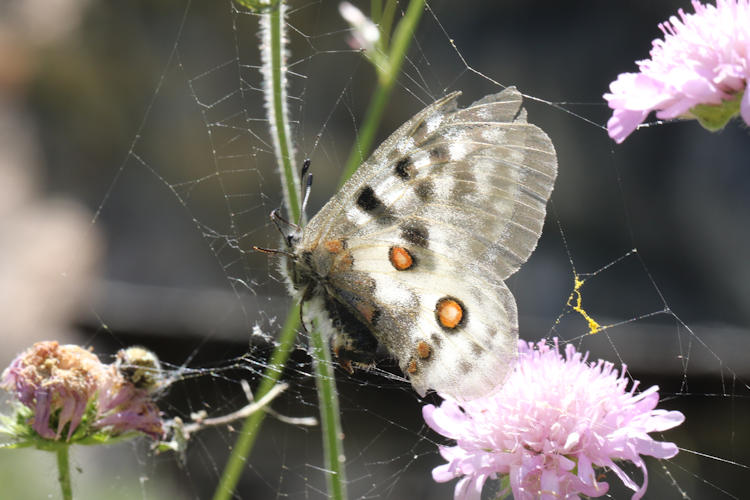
[604, 0, 750, 143]
[1, 341, 164, 444]
[423, 339, 685, 500]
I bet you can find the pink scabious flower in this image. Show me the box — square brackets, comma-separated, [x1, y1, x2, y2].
[423, 339, 685, 500]
[604, 0, 750, 143]
[1, 341, 164, 443]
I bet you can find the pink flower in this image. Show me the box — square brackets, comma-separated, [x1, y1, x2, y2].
[604, 0, 750, 143]
[95, 375, 164, 440]
[1, 341, 164, 442]
[423, 339, 685, 500]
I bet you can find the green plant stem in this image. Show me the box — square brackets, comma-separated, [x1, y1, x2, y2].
[269, 2, 347, 498]
[268, 4, 300, 223]
[340, 0, 425, 184]
[339, 84, 391, 184]
[212, 304, 300, 500]
[377, 0, 399, 51]
[56, 446, 73, 500]
[311, 324, 347, 500]
[214, 4, 301, 497]
[215, 1, 427, 497]
[370, 0, 382, 24]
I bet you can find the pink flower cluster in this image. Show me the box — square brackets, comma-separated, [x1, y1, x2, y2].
[1, 341, 163, 442]
[423, 339, 685, 500]
[604, 0, 750, 143]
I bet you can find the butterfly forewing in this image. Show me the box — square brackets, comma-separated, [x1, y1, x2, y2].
[294, 87, 557, 401]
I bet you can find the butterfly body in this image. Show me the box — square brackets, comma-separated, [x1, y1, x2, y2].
[286, 87, 557, 401]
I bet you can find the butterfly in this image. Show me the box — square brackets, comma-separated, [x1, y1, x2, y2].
[268, 86, 557, 402]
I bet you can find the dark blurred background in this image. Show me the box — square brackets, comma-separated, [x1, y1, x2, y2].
[0, 0, 748, 499]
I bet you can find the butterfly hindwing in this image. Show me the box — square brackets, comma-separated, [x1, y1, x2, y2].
[320, 239, 519, 400]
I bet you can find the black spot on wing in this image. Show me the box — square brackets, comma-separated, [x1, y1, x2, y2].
[400, 220, 429, 248]
[430, 333, 443, 348]
[355, 185, 396, 223]
[394, 157, 416, 180]
[356, 186, 382, 212]
[430, 146, 447, 161]
[414, 179, 434, 201]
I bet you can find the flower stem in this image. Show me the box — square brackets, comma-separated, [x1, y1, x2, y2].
[257, 0, 300, 222]
[56, 446, 73, 500]
[260, 2, 348, 498]
[214, 5, 300, 498]
[339, 0, 425, 184]
[216, 1, 425, 497]
[212, 304, 300, 500]
[310, 322, 347, 500]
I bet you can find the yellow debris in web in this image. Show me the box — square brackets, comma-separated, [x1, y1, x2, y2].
[567, 276, 602, 335]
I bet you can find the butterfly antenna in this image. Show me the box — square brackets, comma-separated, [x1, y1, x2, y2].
[300, 158, 311, 182]
[252, 245, 296, 259]
[300, 174, 313, 223]
[298, 159, 312, 226]
[270, 208, 299, 232]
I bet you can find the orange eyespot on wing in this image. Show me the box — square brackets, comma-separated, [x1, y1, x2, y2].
[436, 297, 464, 329]
[324, 239, 345, 254]
[333, 251, 354, 273]
[416, 341, 431, 359]
[407, 359, 418, 374]
[388, 246, 414, 270]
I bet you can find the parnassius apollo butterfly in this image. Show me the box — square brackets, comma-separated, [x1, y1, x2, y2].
[281, 86, 557, 401]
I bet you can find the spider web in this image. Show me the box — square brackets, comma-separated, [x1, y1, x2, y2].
[3, 0, 750, 499]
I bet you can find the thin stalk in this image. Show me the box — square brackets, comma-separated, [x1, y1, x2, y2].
[339, 0, 425, 184]
[377, 0, 399, 52]
[266, 2, 347, 496]
[370, 0, 382, 25]
[311, 323, 347, 500]
[216, 0, 428, 496]
[214, 6, 300, 499]
[216, 0, 348, 497]
[56, 446, 73, 500]
[339, 84, 391, 184]
[212, 304, 300, 500]
[265, 2, 300, 222]
[384, 0, 423, 86]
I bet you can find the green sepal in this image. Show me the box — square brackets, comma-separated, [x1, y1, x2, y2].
[0, 400, 139, 450]
[690, 90, 744, 131]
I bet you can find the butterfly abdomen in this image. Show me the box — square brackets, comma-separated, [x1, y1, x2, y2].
[325, 294, 380, 372]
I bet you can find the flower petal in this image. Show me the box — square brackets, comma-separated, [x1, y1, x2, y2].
[423, 338, 684, 500]
[604, 0, 750, 140]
